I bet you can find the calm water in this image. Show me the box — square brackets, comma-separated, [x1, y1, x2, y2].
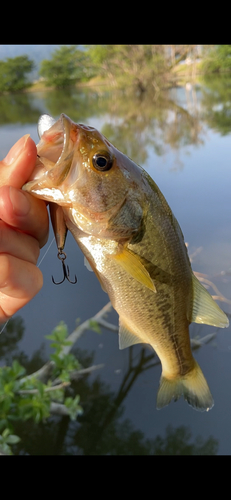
[1, 79, 231, 454]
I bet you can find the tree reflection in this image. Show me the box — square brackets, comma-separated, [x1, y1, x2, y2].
[0, 93, 43, 125]
[42, 87, 109, 123]
[0, 315, 47, 374]
[0, 83, 208, 169]
[200, 75, 231, 135]
[151, 424, 218, 455]
[12, 342, 218, 455]
[1, 76, 231, 167]
[90, 89, 204, 167]
[0, 317, 24, 362]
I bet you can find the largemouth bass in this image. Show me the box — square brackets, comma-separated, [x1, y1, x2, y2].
[23, 113, 229, 411]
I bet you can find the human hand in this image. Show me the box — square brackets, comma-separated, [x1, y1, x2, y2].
[0, 134, 49, 322]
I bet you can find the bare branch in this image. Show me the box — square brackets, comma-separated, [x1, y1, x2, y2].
[20, 361, 54, 385]
[194, 272, 231, 305]
[60, 302, 112, 356]
[52, 363, 105, 385]
[97, 318, 118, 332]
[69, 364, 105, 379]
[19, 303, 112, 385]
[18, 381, 70, 395]
[50, 402, 70, 416]
[191, 332, 216, 349]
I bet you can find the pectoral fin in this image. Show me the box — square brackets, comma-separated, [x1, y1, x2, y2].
[111, 248, 156, 293]
[189, 274, 229, 328]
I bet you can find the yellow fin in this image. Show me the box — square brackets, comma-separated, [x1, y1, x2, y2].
[111, 248, 156, 292]
[157, 360, 214, 412]
[119, 319, 144, 349]
[189, 274, 229, 328]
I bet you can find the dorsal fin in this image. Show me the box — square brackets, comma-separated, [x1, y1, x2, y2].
[189, 274, 229, 328]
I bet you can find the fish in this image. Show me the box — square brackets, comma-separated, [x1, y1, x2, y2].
[23, 113, 229, 411]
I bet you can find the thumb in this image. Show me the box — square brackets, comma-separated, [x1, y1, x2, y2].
[1, 135, 37, 189]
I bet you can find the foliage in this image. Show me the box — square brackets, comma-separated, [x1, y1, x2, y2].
[0, 55, 34, 93]
[86, 44, 169, 93]
[0, 428, 20, 455]
[1, 46, 228, 95]
[201, 45, 231, 74]
[0, 321, 84, 455]
[39, 45, 88, 88]
[0, 301, 220, 455]
[46, 321, 81, 381]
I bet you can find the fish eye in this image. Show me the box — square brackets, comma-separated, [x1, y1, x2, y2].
[92, 151, 113, 172]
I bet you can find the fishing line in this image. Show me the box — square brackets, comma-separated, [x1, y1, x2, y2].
[37, 236, 55, 269]
[0, 236, 55, 335]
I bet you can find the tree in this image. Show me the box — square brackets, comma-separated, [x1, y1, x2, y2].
[39, 45, 87, 88]
[0, 56, 34, 93]
[86, 45, 169, 93]
[85, 45, 203, 93]
[201, 45, 231, 74]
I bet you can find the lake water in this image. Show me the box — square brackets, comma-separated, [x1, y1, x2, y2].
[1, 79, 231, 454]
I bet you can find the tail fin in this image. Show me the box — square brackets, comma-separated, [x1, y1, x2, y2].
[156, 361, 214, 412]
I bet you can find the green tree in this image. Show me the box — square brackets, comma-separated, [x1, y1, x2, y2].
[86, 45, 169, 93]
[0, 56, 34, 93]
[39, 45, 87, 88]
[201, 45, 231, 74]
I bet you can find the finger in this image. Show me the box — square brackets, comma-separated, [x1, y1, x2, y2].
[0, 186, 49, 248]
[0, 254, 43, 320]
[0, 221, 40, 264]
[0, 135, 37, 189]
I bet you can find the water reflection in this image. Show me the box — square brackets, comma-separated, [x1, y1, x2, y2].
[0, 317, 24, 363]
[0, 93, 44, 125]
[200, 75, 231, 135]
[12, 341, 218, 455]
[0, 315, 47, 373]
[42, 85, 206, 171]
[1, 79, 230, 162]
[1, 312, 219, 454]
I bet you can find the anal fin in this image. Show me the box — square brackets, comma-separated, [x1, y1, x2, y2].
[119, 318, 145, 350]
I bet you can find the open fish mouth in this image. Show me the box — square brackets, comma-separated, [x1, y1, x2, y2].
[23, 114, 80, 200]
[37, 113, 77, 187]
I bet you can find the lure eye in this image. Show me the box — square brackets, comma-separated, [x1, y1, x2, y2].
[92, 151, 113, 172]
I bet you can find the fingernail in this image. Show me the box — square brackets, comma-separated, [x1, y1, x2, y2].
[9, 186, 30, 216]
[4, 134, 30, 165]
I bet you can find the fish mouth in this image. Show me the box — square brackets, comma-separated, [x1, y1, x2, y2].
[38, 113, 77, 187]
[23, 113, 78, 200]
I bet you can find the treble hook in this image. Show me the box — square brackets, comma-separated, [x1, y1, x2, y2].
[52, 251, 77, 285]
